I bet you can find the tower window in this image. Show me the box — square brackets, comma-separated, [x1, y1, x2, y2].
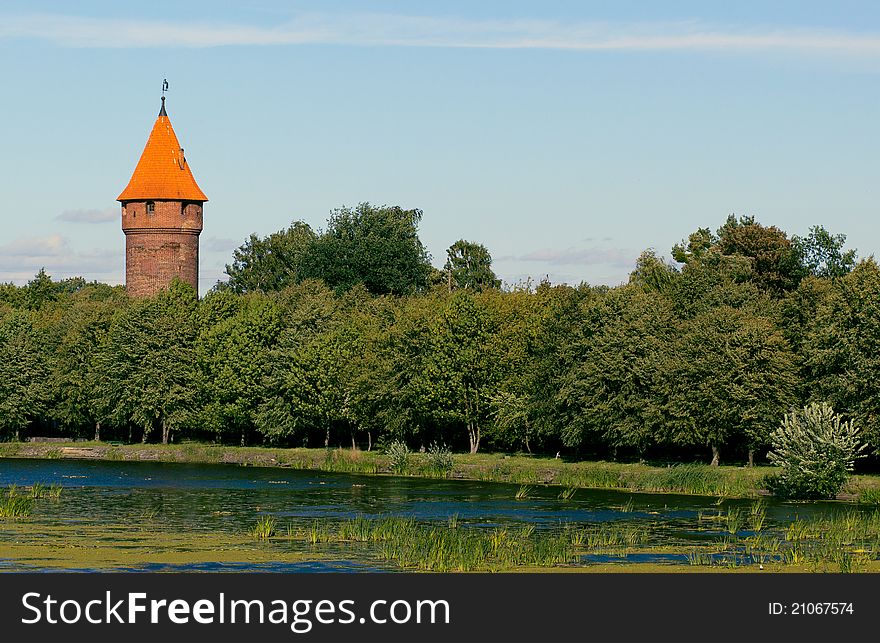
[146, 201, 155, 215]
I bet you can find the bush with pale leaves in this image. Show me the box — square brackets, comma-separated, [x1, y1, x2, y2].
[767, 402, 865, 499]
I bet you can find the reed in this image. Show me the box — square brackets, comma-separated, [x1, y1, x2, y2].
[557, 486, 577, 501]
[280, 515, 581, 571]
[27, 483, 62, 500]
[686, 549, 714, 566]
[748, 501, 766, 532]
[515, 485, 534, 500]
[1, 486, 33, 519]
[251, 515, 277, 540]
[858, 488, 880, 505]
[725, 507, 743, 535]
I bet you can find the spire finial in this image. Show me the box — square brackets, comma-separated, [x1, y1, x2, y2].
[159, 78, 169, 116]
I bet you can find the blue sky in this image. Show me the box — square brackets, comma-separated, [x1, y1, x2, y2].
[0, 1, 877, 293]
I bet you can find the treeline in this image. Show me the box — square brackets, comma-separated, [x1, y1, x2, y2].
[1, 205, 879, 467]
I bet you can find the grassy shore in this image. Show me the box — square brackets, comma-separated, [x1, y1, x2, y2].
[3, 440, 880, 499]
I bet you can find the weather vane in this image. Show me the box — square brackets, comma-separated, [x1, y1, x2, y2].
[162, 78, 169, 96]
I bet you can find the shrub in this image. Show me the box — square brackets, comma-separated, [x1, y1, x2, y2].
[386, 440, 410, 475]
[426, 443, 454, 477]
[766, 402, 866, 499]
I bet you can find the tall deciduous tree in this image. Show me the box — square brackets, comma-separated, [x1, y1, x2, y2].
[0, 310, 50, 440]
[49, 290, 124, 440]
[305, 203, 432, 295]
[792, 225, 857, 279]
[803, 259, 880, 452]
[256, 281, 355, 446]
[557, 286, 675, 458]
[424, 293, 504, 453]
[715, 215, 803, 294]
[668, 304, 799, 465]
[223, 221, 316, 293]
[96, 281, 199, 444]
[197, 291, 284, 445]
[674, 216, 803, 297]
[444, 240, 501, 292]
[629, 249, 678, 293]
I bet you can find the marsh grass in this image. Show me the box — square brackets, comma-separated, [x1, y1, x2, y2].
[686, 509, 880, 571]
[558, 486, 577, 501]
[252, 515, 277, 540]
[139, 508, 159, 521]
[687, 549, 713, 565]
[320, 448, 380, 475]
[858, 488, 880, 505]
[281, 516, 651, 571]
[515, 485, 534, 500]
[748, 501, 766, 532]
[1, 486, 33, 519]
[725, 508, 743, 535]
[28, 483, 62, 500]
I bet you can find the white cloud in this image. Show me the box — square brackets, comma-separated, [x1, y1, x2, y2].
[510, 245, 637, 267]
[202, 236, 239, 253]
[1, 13, 880, 57]
[57, 207, 117, 223]
[0, 234, 121, 284]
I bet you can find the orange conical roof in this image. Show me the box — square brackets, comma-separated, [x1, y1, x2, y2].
[117, 98, 208, 202]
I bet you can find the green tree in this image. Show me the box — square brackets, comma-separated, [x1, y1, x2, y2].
[223, 221, 316, 293]
[444, 239, 501, 292]
[256, 281, 358, 446]
[792, 225, 857, 279]
[95, 280, 199, 444]
[668, 304, 799, 465]
[557, 286, 674, 458]
[424, 293, 505, 453]
[523, 282, 597, 454]
[197, 291, 284, 445]
[669, 247, 757, 319]
[674, 216, 803, 296]
[48, 290, 125, 440]
[803, 259, 880, 451]
[305, 203, 432, 295]
[716, 215, 803, 293]
[0, 310, 51, 440]
[372, 293, 443, 447]
[672, 227, 716, 265]
[484, 289, 541, 453]
[629, 249, 678, 293]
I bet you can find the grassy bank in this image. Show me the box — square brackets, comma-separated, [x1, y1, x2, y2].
[3, 440, 880, 499]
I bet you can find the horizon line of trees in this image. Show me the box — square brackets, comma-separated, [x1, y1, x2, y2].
[2, 204, 878, 469]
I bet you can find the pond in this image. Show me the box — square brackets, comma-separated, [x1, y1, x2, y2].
[0, 458, 874, 572]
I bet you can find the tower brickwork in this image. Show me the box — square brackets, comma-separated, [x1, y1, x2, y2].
[117, 96, 207, 297]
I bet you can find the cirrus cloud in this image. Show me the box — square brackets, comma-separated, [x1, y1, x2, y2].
[56, 207, 117, 223]
[1, 13, 880, 58]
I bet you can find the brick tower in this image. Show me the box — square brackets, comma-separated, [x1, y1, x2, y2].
[117, 95, 207, 297]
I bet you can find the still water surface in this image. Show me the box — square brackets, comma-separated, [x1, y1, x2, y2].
[0, 458, 860, 571]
